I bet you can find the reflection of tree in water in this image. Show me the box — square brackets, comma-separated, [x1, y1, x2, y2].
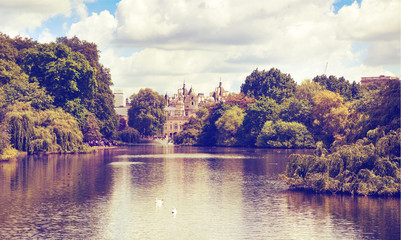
[285, 192, 400, 239]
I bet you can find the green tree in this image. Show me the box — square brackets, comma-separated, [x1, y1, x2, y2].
[238, 97, 279, 146]
[313, 75, 361, 101]
[128, 88, 166, 136]
[294, 79, 324, 104]
[57, 37, 118, 138]
[0, 77, 54, 110]
[198, 103, 229, 146]
[116, 127, 140, 143]
[241, 68, 296, 104]
[279, 97, 313, 129]
[82, 112, 102, 142]
[175, 108, 209, 145]
[23, 43, 97, 107]
[256, 121, 315, 148]
[312, 90, 349, 146]
[365, 79, 400, 132]
[5, 102, 86, 154]
[215, 105, 245, 146]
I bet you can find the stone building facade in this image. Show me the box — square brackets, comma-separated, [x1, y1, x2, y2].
[163, 82, 229, 138]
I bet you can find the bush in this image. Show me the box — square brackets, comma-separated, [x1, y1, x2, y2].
[256, 121, 315, 148]
[116, 127, 140, 143]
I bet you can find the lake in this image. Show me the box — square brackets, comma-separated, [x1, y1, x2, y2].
[0, 144, 399, 239]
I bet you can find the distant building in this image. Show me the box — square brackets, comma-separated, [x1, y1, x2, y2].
[163, 82, 230, 138]
[361, 75, 399, 85]
[210, 82, 229, 102]
[113, 89, 129, 121]
[113, 89, 125, 107]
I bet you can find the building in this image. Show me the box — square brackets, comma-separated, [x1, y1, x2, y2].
[210, 82, 229, 102]
[113, 89, 130, 121]
[113, 89, 125, 107]
[163, 82, 230, 138]
[361, 75, 399, 85]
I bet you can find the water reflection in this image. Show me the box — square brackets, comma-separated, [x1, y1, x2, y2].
[0, 146, 399, 239]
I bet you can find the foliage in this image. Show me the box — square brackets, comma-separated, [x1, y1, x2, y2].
[57, 37, 118, 138]
[82, 113, 102, 142]
[128, 88, 166, 136]
[312, 90, 349, 146]
[5, 102, 85, 154]
[256, 121, 315, 148]
[281, 131, 400, 196]
[364, 79, 400, 132]
[238, 97, 279, 146]
[224, 92, 255, 110]
[0, 147, 19, 161]
[294, 79, 324, 104]
[312, 74, 361, 101]
[116, 127, 140, 143]
[0, 77, 54, 110]
[215, 105, 245, 146]
[0, 122, 11, 155]
[174, 108, 209, 145]
[279, 97, 313, 129]
[198, 103, 230, 146]
[241, 68, 296, 104]
[23, 43, 97, 107]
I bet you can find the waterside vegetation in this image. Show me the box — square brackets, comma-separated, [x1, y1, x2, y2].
[0, 33, 399, 196]
[0, 33, 117, 158]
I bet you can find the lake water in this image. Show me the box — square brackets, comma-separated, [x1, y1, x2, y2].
[0, 144, 399, 239]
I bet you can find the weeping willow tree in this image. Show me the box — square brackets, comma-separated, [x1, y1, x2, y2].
[6, 102, 87, 154]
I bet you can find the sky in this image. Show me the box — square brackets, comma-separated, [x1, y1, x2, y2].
[0, 0, 399, 98]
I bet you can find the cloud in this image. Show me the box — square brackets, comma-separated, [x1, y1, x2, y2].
[336, 0, 400, 41]
[68, 10, 117, 48]
[37, 28, 57, 43]
[1, 0, 399, 97]
[0, 0, 71, 35]
[336, 0, 400, 68]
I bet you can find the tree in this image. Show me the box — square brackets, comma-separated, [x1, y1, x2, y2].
[174, 108, 209, 145]
[57, 37, 118, 138]
[82, 112, 102, 142]
[238, 97, 279, 146]
[365, 79, 400, 132]
[312, 90, 349, 146]
[116, 127, 140, 143]
[5, 102, 85, 154]
[295, 79, 324, 104]
[0, 60, 25, 86]
[241, 68, 296, 104]
[0, 77, 54, 110]
[256, 121, 315, 148]
[224, 92, 255, 110]
[279, 97, 313, 129]
[128, 88, 166, 136]
[312, 74, 361, 101]
[23, 43, 97, 107]
[215, 105, 245, 146]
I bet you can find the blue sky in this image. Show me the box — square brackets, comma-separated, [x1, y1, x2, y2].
[0, 0, 399, 96]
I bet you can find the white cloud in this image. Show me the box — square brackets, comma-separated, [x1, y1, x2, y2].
[336, 0, 400, 68]
[1, 0, 399, 97]
[37, 28, 57, 43]
[336, 0, 400, 41]
[0, 0, 71, 35]
[68, 10, 117, 48]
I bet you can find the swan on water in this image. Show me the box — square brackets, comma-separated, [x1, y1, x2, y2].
[155, 198, 163, 204]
